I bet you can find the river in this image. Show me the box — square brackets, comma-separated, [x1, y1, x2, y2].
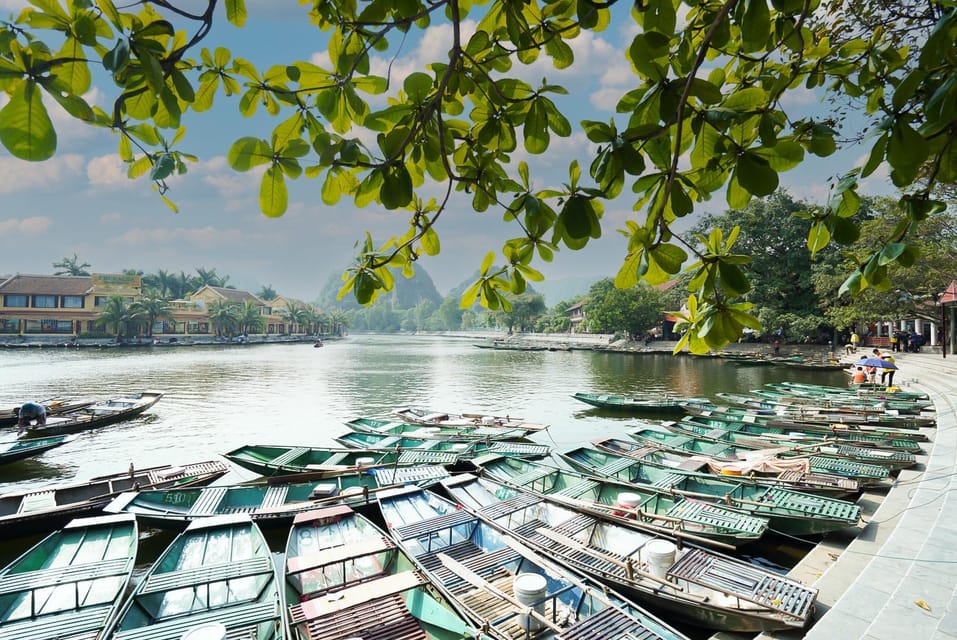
[0, 334, 846, 572]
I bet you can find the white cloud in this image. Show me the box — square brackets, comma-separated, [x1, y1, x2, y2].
[87, 154, 135, 188]
[0, 216, 52, 236]
[107, 226, 244, 248]
[0, 154, 85, 194]
[0, 0, 27, 11]
[100, 212, 122, 224]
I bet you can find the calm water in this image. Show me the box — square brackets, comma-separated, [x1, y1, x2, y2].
[0, 334, 846, 569]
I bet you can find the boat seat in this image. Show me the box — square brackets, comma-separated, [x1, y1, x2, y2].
[478, 493, 541, 519]
[489, 442, 550, 456]
[597, 457, 637, 477]
[187, 487, 228, 515]
[392, 510, 476, 540]
[396, 450, 458, 465]
[808, 456, 887, 479]
[287, 536, 393, 575]
[18, 490, 57, 513]
[269, 447, 310, 468]
[290, 592, 427, 640]
[556, 604, 646, 640]
[507, 467, 554, 488]
[550, 513, 597, 537]
[139, 556, 274, 595]
[0, 557, 130, 595]
[665, 500, 766, 535]
[554, 479, 601, 498]
[0, 603, 113, 640]
[650, 472, 687, 489]
[260, 485, 288, 508]
[372, 465, 449, 484]
[113, 600, 279, 640]
[293, 571, 426, 617]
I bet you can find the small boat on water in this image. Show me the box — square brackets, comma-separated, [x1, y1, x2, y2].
[440, 473, 818, 632]
[0, 397, 97, 427]
[223, 444, 463, 477]
[471, 455, 769, 548]
[0, 460, 229, 536]
[334, 430, 552, 459]
[574, 438, 862, 496]
[538, 445, 862, 536]
[102, 513, 282, 640]
[346, 416, 532, 440]
[627, 427, 894, 485]
[282, 505, 487, 640]
[0, 513, 137, 640]
[104, 464, 452, 529]
[0, 434, 73, 466]
[393, 406, 549, 431]
[378, 485, 689, 640]
[571, 392, 702, 415]
[20, 391, 165, 438]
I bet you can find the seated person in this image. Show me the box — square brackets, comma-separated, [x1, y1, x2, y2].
[851, 367, 867, 384]
[16, 401, 47, 433]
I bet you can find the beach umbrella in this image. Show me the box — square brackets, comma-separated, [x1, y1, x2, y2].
[859, 357, 898, 370]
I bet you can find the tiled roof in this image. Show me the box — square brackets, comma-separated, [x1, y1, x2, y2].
[203, 286, 264, 305]
[0, 274, 92, 295]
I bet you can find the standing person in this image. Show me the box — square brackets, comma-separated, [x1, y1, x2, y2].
[881, 355, 896, 387]
[15, 402, 46, 434]
[889, 332, 899, 352]
[850, 331, 860, 352]
[773, 339, 781, 355]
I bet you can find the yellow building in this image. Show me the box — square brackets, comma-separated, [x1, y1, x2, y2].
[187, 285, 286, 334]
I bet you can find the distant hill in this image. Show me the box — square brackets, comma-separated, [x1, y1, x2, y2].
[317, 265, 444, 310]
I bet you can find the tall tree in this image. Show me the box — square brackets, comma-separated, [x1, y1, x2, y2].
[207, 299, 239, 337]
[6, 1, 955, 351]
[585, 279, 664, 339]
[95, 296, 133, 337]
[128, 294, 172, 337]
[257, 285, 278, 301]
[52, 254, 91, 276]
[236, 300, 264, 335]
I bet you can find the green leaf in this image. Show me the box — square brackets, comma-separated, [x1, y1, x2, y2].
[225, 0, 247, 27]
[149, 152, 175, 181]
[878, 242, 906, 265]
[404, 72, 433, 102]
[421, 227, 440, 256]
[260, 165, 288, 218]
[718, 261, 751, 296]
[722, 87, 766, 112]
[0, 80, 56, 161]
[228, 137, 273, 171]
[740, 0, 771, 53]
[736, 153, 778, 197]
[831, 216, 860, 245]
[380, 164, 413, 209]
[806, 220, 831, 257]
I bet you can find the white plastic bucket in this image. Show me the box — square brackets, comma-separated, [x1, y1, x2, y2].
[451, 443, 470, 451]
[618, 492, 641, 508]
[645, 539, 677, 580]
[512, 572, 548, 631]
[180, 622, 226, 640]
[354, 457, 375, 466]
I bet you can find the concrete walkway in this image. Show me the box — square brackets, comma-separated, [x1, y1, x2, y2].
[716, 351, 957, 640]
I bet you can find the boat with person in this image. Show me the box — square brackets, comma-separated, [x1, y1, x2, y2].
[0, 513, 137, 640]
[393, 406, 549, 431]
[469, 455, 769, 548]
[536, 445, 862, 536]
[0, 397, 97, 427]
[334, 430, 551, 459]
[627, 426, 895, 485]
[104, 464, 453, 529]
[223, 444, 464, 477]
[572, 438, 862, 496]
[346, 416, 532, 440]
[0, 433, 73, 466]
[0, 460, 229, 536]
[102, 513, 282, 640]
[378, 484, 690, 640]
[571, 392, 702, 415]
[282, 504, 489, 640]
[19, 391, 165, 438]
[439, 472, 818, 632]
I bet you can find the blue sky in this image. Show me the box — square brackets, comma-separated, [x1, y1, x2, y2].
[0, 1, 896, 301]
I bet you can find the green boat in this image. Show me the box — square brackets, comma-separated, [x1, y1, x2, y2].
[21, 391, 165, 438]
[0, 513, 137, 640]
[685, 405, 931, 444]
[223, 444, 462, 477]
[711, 392, 937, 429]
[768, 381, 930, 403]
[471, 455, 768, 548]
[441, 473, 818, 632]
[104, 465, 452, 529]
[378, 485, 690, 640]
[103, 514, 282, 640]
[537, 446, 861, 536]
[0, 434, 72, 465]
[666, 418, 922, 463]
[282, 505, 488, 640]
[346, 416, 531, 440]
[571, 392, 699, 414]
[749, 388, 933, 416]
[334, 431, 551, 459]
[576, 437, 862, 496]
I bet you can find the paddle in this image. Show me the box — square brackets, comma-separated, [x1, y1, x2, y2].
[435, 552, 562, 633]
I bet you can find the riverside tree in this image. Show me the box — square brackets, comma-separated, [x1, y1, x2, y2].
[2, 0, 954, 353]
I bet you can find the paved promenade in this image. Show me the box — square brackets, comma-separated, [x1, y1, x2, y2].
[716, 350, 957, 640]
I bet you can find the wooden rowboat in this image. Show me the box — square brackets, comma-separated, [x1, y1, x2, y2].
[0, 434, 73, 466]
[470, 455, 769, 548]
[346, 416, 532, 441]
[393, 406, 548, 431]
[223, 444, 463, 477]
[440, 473, 818, 632]
[571, 392, 701, 415]
[21, 391, 164, 438]
[0, 460, 229, 537]
[0, 397, 97, 427]
[378, 485, 689, 640]
[533, 446, 862, 537]
[102, 514, 282, 640]
[334, 430, 551, 459]
[0, 513, 137, 640]
[282, 505, 486, 640]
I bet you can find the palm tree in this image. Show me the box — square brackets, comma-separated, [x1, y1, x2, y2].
[257, 284, 277, 301]
[95, 296, 134, 337]
[52, 254, 91, 276]
[328, 310, 350, 337]
[237, 300, 264, 335]
[153, 269, 174, 298]
[279, 302, 310, 334]
[207, 299, 239, 337]
[129, 295, 172, 337]
[303, 305, 326, 335]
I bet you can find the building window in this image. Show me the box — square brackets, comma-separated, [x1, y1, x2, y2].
[61, 295, 84, 308]
[32, 295, 57, 308]
[24, 319, 73, 333]
[94, 296, 109, 307]
[4, 294, 28, 307]
[0, 319, 19, 333]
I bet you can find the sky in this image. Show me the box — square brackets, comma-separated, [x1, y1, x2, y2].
[0, 0, 896, 301]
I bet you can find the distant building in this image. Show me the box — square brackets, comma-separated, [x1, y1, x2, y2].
[188, 285, 286, 334]
[566, 301, 586, 332]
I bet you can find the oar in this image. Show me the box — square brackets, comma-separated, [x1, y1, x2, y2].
[435, 552, 562, 633]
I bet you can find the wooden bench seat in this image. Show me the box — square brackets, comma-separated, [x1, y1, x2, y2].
[0, 557, 130, 595]
[113, 600, 279, 640]
[140, 556, 273, 594]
